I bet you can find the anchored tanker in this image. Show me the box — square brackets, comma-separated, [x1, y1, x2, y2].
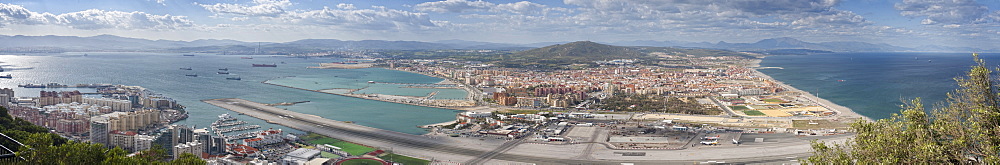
[252, 64, 277, 67]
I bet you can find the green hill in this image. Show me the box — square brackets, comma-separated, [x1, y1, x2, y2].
[498, 41, 650, 68]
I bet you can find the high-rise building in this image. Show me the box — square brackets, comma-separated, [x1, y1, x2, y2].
[102, 110, 161, 132]
[0, 94, 10, 109]
[195, 128, 226, 155]
[108, 130, 138, 152]
[0, 88, 13, 108]
[37, 91, 82, 107]
[154, 125, 197, 158]
[90, 116, 110, 145]
[172, 141, 204, 160]
[135, 134, 155, 152]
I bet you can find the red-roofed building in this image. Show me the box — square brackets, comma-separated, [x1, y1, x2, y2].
[241, 128, 284, 148]
[227, 144, 260, 157]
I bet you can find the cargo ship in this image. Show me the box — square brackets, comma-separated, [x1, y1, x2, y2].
[182, 54, 195, 56]
[0, 66, 4, 72]
[252, 64, 277, 67]
[217, 72, 229, 74]
[180, 67, 192, 70]
[185, 74, 198, 77]
[241, 57, 253, 59]
[0, 74, 10, 78]
[219, 68, 228, 71]
[226, 77, 241, 80]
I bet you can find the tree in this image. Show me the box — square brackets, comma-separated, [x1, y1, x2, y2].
[807, 54, 1000, 164]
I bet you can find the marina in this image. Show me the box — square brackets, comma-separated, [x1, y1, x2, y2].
[210, 113, 264, 143]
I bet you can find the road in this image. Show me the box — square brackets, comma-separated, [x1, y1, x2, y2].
[204, 98, 836, 165]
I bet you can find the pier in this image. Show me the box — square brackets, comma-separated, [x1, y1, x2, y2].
[212, 121, 248, 127]
[214, 125, 261, 134]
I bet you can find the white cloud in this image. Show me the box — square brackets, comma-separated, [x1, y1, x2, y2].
[282, 6, 436, 30]
[336, 3, 357, 10]
[493, 1, 547, 15]
[0, 3, 191, 30]
[895, 0, 994, 25]
[415, 0, 558, 15]
[57, 9, 193, 30]
[414, 0, 494, 13]
[199, 0, 291, 17]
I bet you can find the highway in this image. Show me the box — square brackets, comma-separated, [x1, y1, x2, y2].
[204, 98, 828, 165]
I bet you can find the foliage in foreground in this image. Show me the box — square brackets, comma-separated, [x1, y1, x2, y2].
[807, 54, 1000, 164]
[13, 130, 206, 165]
[0, 106, 205, 164]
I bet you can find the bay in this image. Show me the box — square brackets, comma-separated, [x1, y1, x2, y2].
[0, 53, 462, 135]
[759, 52, 999, 120]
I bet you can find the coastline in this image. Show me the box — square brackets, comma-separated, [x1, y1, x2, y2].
[383, 67, 481, 102]
[749, 58, 872, 122]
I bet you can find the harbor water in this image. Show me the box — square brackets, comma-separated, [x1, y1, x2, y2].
[0, 53, 463, 135]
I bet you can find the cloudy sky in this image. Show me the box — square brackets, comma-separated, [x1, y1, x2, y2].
[0, 0, 999, 48]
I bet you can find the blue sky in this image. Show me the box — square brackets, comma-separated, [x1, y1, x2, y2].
[0, 0, 999, 48]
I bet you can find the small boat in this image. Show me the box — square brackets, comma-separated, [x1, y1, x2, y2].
[219, 68, 228, 71]
[217, 72, 229, 74]
[182, 54, 195, 56]
[185, 74, 198, 77]
[180, 67, 192, 70]
[241, 57, 253, 59]
[226, 77, 241, 80]
[928, 60, 932, 62]
[0, 66, 4, 72]
[0, 74, 10, 78]
[837, 80, 846, 82]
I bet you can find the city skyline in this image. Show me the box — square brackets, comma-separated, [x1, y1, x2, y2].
[0, 0, 998, 49]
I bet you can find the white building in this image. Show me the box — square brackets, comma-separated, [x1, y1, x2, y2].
[242, 129, 283, 148]
[279, 148, 320, 165]
[173, 141, 204, 160]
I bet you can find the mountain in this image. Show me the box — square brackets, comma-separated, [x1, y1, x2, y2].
[610, 37, 915, 52]
[497, 41, 649, 68]
[513, 41, 646, 59]
[432, 40, 533, 50]
[0, 35, 257, 51]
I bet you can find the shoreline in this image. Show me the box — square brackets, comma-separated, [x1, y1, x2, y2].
[384, 67, 480, 102]
[749, 58, 872, 122]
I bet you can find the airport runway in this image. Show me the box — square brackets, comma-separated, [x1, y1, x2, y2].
[204, 98, 834, 165]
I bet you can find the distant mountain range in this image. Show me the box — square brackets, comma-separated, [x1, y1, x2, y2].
[609, 37, 998, 53]
[494, 41, 655, 68]
[0, 34, 991, 53]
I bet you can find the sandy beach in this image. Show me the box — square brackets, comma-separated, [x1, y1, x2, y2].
[749, 59, 872, 122]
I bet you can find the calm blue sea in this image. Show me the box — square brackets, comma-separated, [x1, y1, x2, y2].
[0, 52, 463, 134]
[759, 52, 1000, 120]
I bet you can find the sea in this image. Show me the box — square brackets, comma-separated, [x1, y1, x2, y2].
[0, 52, 992, 136]
[758, 52, 1000, 120]
[0, 52, 464, 135]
